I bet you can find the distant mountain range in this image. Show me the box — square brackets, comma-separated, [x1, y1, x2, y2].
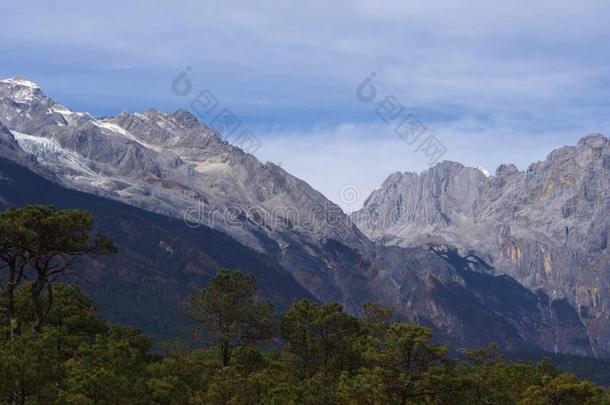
[352, 134, 609, 357]
[0, 76, 607, 357]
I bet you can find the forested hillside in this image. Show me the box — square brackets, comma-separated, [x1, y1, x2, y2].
[0, 205, 608, 404]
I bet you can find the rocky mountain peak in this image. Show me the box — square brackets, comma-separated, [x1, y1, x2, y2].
[0, 76, 40, 89]
[578, 133, 608, 149]
[427, 159, 466, 174]
[170, 108, 203, 130]
[0, 77, 365, 253]
[352, 133, 610, 356]
[352, 165, 487, 249]
[543, 134, 608, 167]
[495, 163, 520, 177]
[0, 77, 44, 101]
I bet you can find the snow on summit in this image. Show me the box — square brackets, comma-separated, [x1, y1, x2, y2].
[0, 77, 40, 89]
[0, 77, 43, 103]
[477, 166, 491, 177]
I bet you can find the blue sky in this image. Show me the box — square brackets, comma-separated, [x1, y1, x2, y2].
[2, 0, 610, 209]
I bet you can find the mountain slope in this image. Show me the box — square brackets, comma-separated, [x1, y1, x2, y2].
[352, 134, 610, 356]
[0, 155, 315, 340]
[0, 76, 598, 356]
[0, 76, 373, 309]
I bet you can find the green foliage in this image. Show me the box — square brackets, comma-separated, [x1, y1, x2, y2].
[279, 300, 363, 382]
[0, 285, 151, 404]
[0, 329, 64, 403]
[0, 276, 608, 405]
[0, 205, 115, 337]
[0, 205, 116, 268]
[511, 352, 610, 387]
[185, 269, 275, 367]
[352, 323, 453, 404]
[58, 327, 152, 404]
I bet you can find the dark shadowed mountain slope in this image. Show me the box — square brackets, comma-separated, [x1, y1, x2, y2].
[0, 156, 314, 341]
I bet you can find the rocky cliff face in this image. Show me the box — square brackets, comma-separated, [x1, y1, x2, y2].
[0, 76, 598, 356]
[352, 134, 610, 356]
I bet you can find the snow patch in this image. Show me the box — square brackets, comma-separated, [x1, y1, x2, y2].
[12, 132, 64, 159]
[192, 161, 231, 173]
[94, 120, 161, 152]
[13, 131, 107, 181]
[95, 121, 132, 137]
[49, 104, 77, 124]
[0, 78, 42, 102]
[477, 166, 491, 177]
[51, 104, 72, 114]
[0, 77, 40, 89]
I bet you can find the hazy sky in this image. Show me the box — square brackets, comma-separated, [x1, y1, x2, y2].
[1, 0, 609, 210]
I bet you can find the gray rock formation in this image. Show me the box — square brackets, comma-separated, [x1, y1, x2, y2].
[352, 135, 610, 356]
[0, 76, 372, 310]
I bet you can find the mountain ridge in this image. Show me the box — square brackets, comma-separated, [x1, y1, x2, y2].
[352, 133, 610, 356]
[0, 76, 603, 356]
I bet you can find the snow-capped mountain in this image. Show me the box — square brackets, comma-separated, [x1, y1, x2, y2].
[0, 76, 365, 250]
[0, 76, 601, 356]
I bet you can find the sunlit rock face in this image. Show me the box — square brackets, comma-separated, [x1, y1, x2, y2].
[352, 134, 610, 356]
